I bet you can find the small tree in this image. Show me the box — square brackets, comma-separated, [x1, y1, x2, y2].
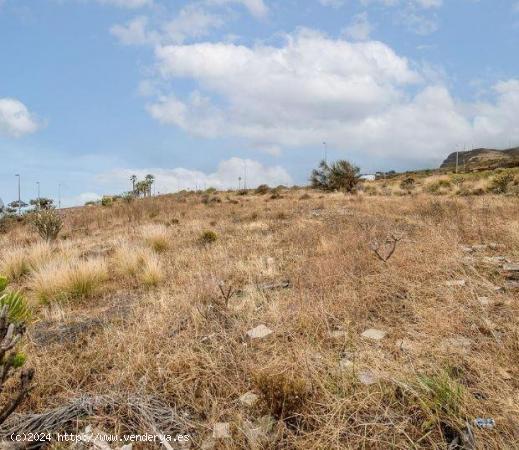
[400, 177, 416, 193]
[30, 197, 54, 210]
[310, 160, 360, 192]
[30, 208, 63, 242]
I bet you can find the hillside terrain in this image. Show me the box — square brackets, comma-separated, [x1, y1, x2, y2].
[0, 184, 518, 449]
[440, 147, 519, 171]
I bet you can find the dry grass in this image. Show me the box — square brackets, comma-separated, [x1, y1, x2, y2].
[0, 241, 53, 280]
[140, 224, 170, 252]
[30, 258, 108, 303]
[1, 184, 518, 448]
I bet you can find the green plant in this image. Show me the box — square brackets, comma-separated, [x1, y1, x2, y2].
[489, 172, 514, 193]
[0, 304, 34, 426]
[400, 177, 416, 192]
[0, 276, 7, 293]
[310, 159, 360, 192]
[255, 184, 270, 195]
[0, 291, 32, 324]
[101, 196, 113, 207]
[30, 208, 63, 242]
[200, 230, 218, 244]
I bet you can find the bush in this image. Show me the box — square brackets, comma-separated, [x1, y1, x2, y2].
[200, 230, 218, 244]
[255, 184, 270, 195]
[30, 209, 63, 242]
[400, 177, 416, 192]
[101, 196, 113, 207]
[141, 224, 170, 252]
[310, 160, 360, 192]
[489, 172, 514, 194]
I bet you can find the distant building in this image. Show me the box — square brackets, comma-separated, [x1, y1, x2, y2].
[360, 174, 376, 181]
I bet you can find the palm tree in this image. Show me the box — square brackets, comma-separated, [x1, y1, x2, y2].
[130, 175, 137, 193]
[145, 174, 155, 197]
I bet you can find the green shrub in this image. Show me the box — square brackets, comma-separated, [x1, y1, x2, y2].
[255, 184, 270, 195]
[489, 172, 514, 194]
[0, 278, 31, 323]
[30, 209, 63, 242]
[310, 159, 360, 192]
[200, 230, 218, 244]
[101, 196, 113, 207]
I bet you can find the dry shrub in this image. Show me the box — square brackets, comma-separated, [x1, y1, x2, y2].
[140, 224, 170, 252]
[30, 258, 108, 303]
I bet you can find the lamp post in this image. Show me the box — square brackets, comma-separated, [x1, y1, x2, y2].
[322, 142, 328, 163]
[15, 174, 21, 215]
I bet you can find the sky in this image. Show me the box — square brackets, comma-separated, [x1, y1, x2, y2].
[1, 0, 518, 206]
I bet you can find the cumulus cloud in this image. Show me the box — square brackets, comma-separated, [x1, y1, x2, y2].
[96, 158, 293, 193]
[142, 29, 519, 162]
[0, 98, 40, 138]
[206, 0, 269, 18]
[96, 0, 152, 8]
[343, 12, 373, 40]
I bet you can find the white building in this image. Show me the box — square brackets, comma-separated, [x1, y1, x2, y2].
[360, 174, 376, 181]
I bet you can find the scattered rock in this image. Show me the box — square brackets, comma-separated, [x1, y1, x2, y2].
[461, 246, 474, 254]
[498, 368, 512, 380]
[445, 280, 466, 287]
[503, 263, 519, 280]
[200, 438, 216, 449]
[441, 336, 472, 354]
[482, 256, 508, 265]
[505, 280, 519, 290]
[329, 330, 346, 339]
[361, 328, 386, 341]
[339, 358, 353, 370]
[478, 296, 491, 306]
[213, 422, 231, 439]
[489, 243, 506, 250]
[247, 325, 273, 340]
[240, 391, 259, 407]
[471, 244, 487, 251]
[243, 415, 275, 449]
[358, 370, 378, 385]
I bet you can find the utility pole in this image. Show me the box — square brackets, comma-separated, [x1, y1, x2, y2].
[58, 184, 62, 209]
[243, 161, 247, 190]
[15, 174, 21, 215]
[36, 181, 40, 208]
[455, 151, 459, 174]
[322, 142, 328, 163]
[238, 177, 242, 190]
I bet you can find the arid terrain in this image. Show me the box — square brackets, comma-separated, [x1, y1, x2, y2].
[0, 181, 518, 449]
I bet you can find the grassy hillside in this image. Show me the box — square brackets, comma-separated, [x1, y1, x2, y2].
[0, 184, 518, 448]
[440, 147, 519, 171]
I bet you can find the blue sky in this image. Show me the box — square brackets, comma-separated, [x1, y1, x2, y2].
[1, 0, 518, 206]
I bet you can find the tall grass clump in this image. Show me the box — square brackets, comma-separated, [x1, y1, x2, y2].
[30, 258, 108, 303]
[0, 242, 53, 281]
[112, 242, 164, 286]
[141, 224, 170, 252]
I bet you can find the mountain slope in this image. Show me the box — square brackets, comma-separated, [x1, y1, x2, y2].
[440, 147, 519, 171]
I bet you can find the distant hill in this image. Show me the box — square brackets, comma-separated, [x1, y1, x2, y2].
[440, 147, 519, 171]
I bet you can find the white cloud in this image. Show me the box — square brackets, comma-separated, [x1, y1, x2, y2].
[96, 0, 152, 8]
[111, 5, 225, 46]
[64, 192, 102, 207]
[318, 0, 346, 8]
[361, 0, 442, 8]
[398, 9, 438, 35]
[343, 12, 373, 40]
[143, 29, 519, 162]
[0, 98, 40, 138]
[96, 158, 292, 193]
[206, 0, 269, 18]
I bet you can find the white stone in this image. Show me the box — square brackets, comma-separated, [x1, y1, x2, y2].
[247, 325, 273, 340]
[445, 280, 466, 287]
[358, 370, 378, 385]
[478, 296, 491, 306]
[339, 358, 353, 370]
[329, 330, 346, 339]
[213, 422, 231, 439]
[240, 391, 259, 407]
[361, 328, 386, 340]
[441, 336, 472, 354]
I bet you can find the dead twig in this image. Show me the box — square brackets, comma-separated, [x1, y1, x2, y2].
[370, 234, 403, 263]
